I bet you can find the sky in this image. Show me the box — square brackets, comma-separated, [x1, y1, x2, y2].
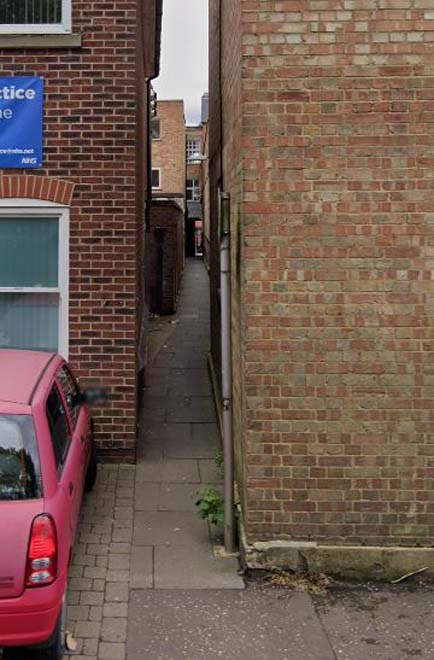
[154, 0, 209, 125]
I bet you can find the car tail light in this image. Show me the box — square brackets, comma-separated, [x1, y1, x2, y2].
[25, 515, 57, 587]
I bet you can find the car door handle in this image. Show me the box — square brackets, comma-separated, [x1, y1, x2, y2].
[69, 482, 74, 496]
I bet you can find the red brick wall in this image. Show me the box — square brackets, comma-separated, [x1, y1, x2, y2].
[211, 0, 434, 547]
[0, 0, 153, 461]
[149, 201, 184, 315]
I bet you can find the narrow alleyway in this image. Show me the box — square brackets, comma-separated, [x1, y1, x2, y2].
[132, 258, 242, 590]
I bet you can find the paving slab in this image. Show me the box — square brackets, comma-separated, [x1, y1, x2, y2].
[127, 588, 334, 660]
[158, 483, 201, 512]
[133, 511, 209, 547]
[154, 545, 244, 590]
[141, 421, 192, 443]
[134, 483, 159, 511]
[135, 459, 200, 484]
[316, 585, 434, 660]
[167, 369, 213, 396]
[165, 423, 218, 459]
[166, 397, 216, 423]
[129, 546, 154, 589]
[198, 459, 223, 484]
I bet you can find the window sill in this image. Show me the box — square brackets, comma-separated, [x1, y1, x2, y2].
[0, 33, 81, 49]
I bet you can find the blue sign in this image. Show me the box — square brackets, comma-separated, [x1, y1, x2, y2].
[0, 77, 43, 169]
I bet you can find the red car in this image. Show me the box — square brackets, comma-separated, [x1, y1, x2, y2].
[0, 350, 99, 659]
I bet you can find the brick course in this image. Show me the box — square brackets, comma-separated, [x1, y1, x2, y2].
[0, 1, 161, 461]
[210, 0, 434, 548]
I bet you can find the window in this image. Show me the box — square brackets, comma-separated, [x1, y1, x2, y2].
[186, 139, 202, 162]
[0, 204, 69, 358]
[46, 384, 71, 472]
[186, 179, 201, 202]
[58, 365, 80, 429]
[0, 415, 42, 500]
[0, 0, 72, 34]
[152, 168, 161, 189]
[151, 119, 160, 140]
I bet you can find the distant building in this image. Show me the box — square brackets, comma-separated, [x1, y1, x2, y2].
[149, 100, 187, 315]
[186, 94, 209, 258]
[186, 124, 204, 257]
[151, 100, 186, 210]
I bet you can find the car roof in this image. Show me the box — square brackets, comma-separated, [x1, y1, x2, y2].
[0, 349, 57, 405]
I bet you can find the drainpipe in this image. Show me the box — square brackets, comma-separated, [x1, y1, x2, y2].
[220, 191, 235, 554]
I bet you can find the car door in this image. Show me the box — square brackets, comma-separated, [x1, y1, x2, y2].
[57, 365, 89, 508]
[46, 383, 82, 539]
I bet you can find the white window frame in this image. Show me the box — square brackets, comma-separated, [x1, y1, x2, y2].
[186, 139, 202, 162]
[152, 168, 161, 190]
[0, 199, 70, 359]
[0, 0, 72, 35]
[186, 178, 201, 202]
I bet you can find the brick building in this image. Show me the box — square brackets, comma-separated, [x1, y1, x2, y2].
[149, 100, 186, 314]
[186, 95, 209, 258]
[0, 0, 162, 461]
[209, 0, 434, 575]
[151, 99, 186, 208]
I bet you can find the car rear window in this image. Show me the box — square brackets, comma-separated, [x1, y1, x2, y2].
[0, 415, 42, 501]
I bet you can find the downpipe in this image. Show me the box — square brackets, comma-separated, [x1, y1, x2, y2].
[220, 191, 236, 553]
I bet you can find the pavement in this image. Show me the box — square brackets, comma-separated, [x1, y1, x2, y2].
[5, 259, 434, 660]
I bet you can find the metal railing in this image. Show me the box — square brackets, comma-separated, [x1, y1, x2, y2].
[0, 0, 62, 25]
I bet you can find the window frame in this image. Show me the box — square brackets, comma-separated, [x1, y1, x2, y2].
[0, 0, 72, 35]
[186, 139, 202, 162]
[152, 168, 161, 190]
[0, 200, 70, 359]
[186, 178, 201, 202]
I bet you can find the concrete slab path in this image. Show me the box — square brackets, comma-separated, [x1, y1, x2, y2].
[133, 258, 243, 592]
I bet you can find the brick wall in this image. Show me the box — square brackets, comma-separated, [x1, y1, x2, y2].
[209, 0, 246, 502]
[149, 200, 184, 315]
[152, 100, 186, 199]
[0, 0, 158, 461]
[211, 0, 434, 547]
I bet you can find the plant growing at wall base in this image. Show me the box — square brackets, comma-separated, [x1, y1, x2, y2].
[195, 487, 224, 527]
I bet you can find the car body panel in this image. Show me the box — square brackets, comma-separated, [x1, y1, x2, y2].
[0, 570, 67, 647]
[0, 350, 54, 405]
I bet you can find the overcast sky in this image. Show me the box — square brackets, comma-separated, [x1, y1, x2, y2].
[154, 0, 209, 125]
